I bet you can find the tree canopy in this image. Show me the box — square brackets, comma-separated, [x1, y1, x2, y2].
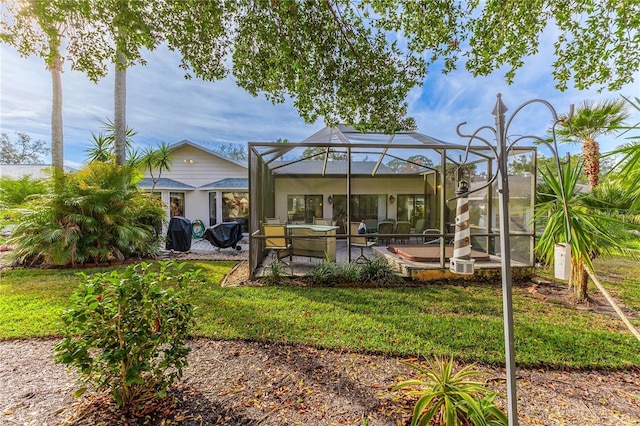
[3, 0, 638, 146]
[0, 132, 51, 164]
[365, 0, 639, 92]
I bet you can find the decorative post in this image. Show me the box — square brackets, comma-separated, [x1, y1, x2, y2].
[450, 180, 474, 274]
[455, 93, 573, 426]
[493, 94, 518, 426]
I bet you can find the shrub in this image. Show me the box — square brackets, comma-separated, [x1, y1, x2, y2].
[306, 261, 342, 285]
[7, 162, 164, 266]
[0, 175, 48, 207]
[55, 262, 200, 408]
[357, 257, 403, 286]
[264, 259, 289, 284]
[305, 257, 401, 287]
[393, 356, 507, 426]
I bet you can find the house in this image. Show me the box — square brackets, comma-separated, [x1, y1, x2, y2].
[139, 140, 249, 232]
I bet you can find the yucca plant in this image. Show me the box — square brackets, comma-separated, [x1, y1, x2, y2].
[393, 356, 507, 426]
[534, 161, 640, 300]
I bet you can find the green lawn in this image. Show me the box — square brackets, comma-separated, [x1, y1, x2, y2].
[1, 259, 638, 369]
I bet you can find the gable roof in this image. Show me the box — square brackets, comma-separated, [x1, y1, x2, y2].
[170, 139, 248, 169]
[199, 178, 248, 189]
[138, 177, 196, 190]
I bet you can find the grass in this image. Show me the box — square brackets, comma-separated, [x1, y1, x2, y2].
[1, 259, 638, 369]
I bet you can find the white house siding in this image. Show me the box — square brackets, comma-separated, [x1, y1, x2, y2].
[274, 176, 425, 222]
[145, 144, 247, 226]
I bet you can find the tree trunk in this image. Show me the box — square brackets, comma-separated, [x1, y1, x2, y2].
[582, 138, 600, 189]
[50, 37, 64, 171]
[569, 257, 590, 301]
[576, 267, 589, 301]
[114, 51, 127, 167]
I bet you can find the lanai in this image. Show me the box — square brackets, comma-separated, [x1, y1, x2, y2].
[248, 125, 536, 279]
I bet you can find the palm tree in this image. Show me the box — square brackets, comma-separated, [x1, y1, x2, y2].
[141, 142, 173, 193]
[534, 161, 639, 300]
[606, 96, 640, 210]
[557, 99, 630, 189]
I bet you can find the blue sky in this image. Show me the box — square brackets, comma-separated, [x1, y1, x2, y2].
[1, 33, 638, 169]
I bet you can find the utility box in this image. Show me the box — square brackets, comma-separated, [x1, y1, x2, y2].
[450, 258, 475, 275]
[554, 243, 571, 280]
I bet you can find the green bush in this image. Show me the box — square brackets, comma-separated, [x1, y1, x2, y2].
[393, 356, 507, 426]
[0, 175, 48, 208]
[7, 162, 164, 266]
[55, 262, 200, 408]
[264, 259, 289, 284]
[305, 257, 401, 286]
[357, 257, 403, 286]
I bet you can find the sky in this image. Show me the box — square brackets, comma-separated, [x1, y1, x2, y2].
[1, 29, 638, 169]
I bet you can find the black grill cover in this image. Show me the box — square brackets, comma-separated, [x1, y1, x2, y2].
[166, 216, 192, 252]
[203, 222, 243, 250]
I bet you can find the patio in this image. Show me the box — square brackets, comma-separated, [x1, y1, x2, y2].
[253, 237, 533, 281]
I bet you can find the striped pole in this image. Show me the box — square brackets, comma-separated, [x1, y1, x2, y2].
[450, 180, 474, 274]
[453, 180, 470, 259]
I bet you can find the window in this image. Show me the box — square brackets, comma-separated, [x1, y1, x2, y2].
[350, 195, 380, 221]
[331, 194, 384, 223]
[397, 194, 425, 226]
[287, 195, 323, 224]
[222, 192, 249, 232]
[169, 192, 185, 217]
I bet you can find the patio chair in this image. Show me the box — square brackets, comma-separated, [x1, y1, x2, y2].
[262, 223, 292, 265]
[364, 218, 378, 233]
[313, 217, 332, 226]
[395, 221, 411, 244]
[377, 221, 394, 246]
[350, 223, 375, 263]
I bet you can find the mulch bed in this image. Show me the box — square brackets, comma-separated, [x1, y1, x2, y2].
[1, 338, 639, 425]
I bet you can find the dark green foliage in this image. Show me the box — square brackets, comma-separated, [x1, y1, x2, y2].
[7, 162, 164, 266]
[306, 257, 401, 287]
[55, 262, 199, 408]
[357, 257, 403, 286]
[306, 261, 359, 286]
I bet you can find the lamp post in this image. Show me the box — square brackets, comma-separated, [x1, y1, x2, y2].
[455, 94, 573, 426]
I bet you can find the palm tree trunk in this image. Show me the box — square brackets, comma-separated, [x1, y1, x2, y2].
[114, 51, 127, 167]
[50, 37, 64, 171]
[569, 257, 590, 301]
[577, 268, 589, 301]
[582, 138, 600, 189]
